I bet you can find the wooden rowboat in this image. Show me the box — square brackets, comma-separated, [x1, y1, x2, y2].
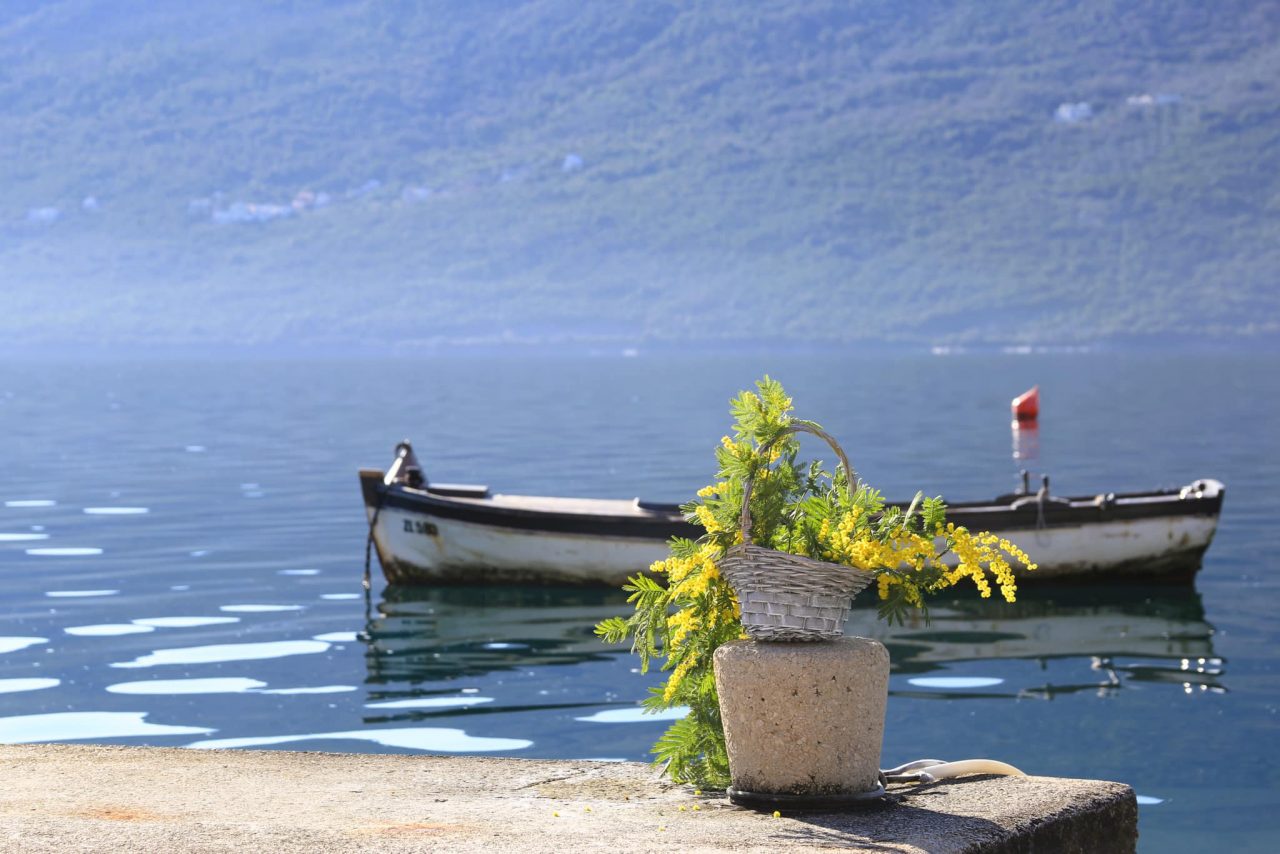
[359, 441, 1223, 587]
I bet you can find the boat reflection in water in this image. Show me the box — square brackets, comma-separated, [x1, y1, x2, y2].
[360, 582, 1224, 714]
[848, 583, 1224, 699]
[360, 585, 660, 738]
[363, 584, 629, 685]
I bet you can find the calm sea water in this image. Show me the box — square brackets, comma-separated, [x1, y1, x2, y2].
[1, 351, 1276, 851]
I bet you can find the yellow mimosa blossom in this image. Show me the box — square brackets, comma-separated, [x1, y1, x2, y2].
[694, 504, 722, 533]
[877, 573, 894, 600]
[696, 482, 726, 499]
[664, 651, 699, 701]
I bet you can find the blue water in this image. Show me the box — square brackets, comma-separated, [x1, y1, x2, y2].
[0, 351, 1277, 851]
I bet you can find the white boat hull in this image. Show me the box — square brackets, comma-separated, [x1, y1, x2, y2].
[367, 492, 1220, 586]
[370, 503, 671, 586]
[944, 513, 1221, 581]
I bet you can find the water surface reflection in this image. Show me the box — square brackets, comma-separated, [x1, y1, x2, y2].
[849, 584, 1223, 698]
[363, 585, 628, 687]
[360, 582, 1222, 703]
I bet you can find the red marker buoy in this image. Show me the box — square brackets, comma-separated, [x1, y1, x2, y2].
[1012, 386, 1039, 423]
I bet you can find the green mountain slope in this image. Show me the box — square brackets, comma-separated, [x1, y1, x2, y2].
[1, 0, 1277, 350]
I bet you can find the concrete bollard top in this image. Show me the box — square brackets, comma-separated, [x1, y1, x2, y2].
[714, 636, 891, 802]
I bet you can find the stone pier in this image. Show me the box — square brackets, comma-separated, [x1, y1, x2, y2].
[0, 743, 1137, 852]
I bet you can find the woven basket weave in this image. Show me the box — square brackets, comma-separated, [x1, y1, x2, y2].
[718, 422, 874, 642]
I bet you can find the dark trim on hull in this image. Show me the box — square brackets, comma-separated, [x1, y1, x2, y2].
[944, 496, 1222, 533]
[380, 557, 634, 588]
[363, 471, 1223, 539]
[361, 471, 697, 541]
[1013, 554, 1205, 585]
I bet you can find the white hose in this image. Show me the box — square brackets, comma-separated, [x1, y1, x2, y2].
[882, 758, 1025, 784]
[914, 759, 1024, 783]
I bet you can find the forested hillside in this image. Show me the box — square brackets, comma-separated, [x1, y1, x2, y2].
[1, 0, 1277, 351]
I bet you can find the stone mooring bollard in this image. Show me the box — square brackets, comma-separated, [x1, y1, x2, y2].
[714, 636, 890, 809]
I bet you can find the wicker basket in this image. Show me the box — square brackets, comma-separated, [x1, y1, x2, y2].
[718, 422, 874, 642]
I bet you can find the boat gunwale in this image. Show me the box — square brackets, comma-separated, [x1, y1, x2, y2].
[361, 470, 694, 540]
[361, 470, 1224, 538]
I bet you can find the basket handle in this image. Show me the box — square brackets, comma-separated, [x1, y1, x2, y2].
[738, 420, 859, 544]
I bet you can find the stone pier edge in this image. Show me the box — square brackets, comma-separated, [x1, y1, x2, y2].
[0, 744, 1137, 853]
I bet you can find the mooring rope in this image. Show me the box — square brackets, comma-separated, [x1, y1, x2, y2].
[362, 491, 386, 592]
